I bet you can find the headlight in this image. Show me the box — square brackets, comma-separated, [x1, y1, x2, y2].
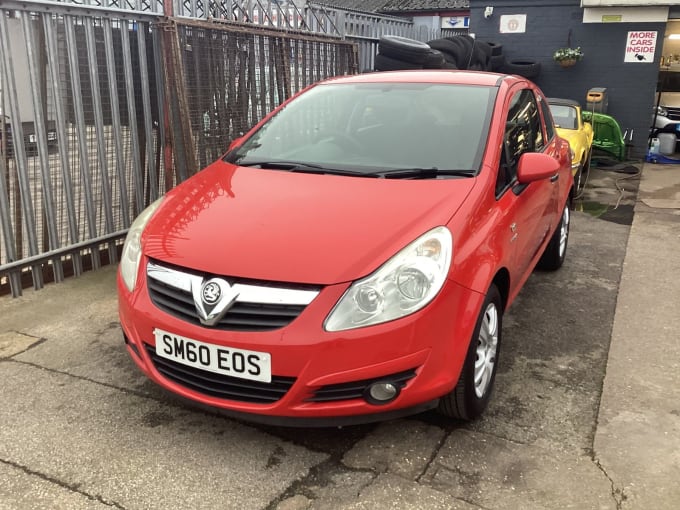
[120, 198, 163, 292]
[570, 148, 579, 168]
[657, 106, 668, 117]
[324, 226, 452, 332]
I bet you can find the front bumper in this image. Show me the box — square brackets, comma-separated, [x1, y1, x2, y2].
[118, 262, 484, 425]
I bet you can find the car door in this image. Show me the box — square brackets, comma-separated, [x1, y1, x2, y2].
[495, 87, 556, 285]
[538, 93, 566, 224]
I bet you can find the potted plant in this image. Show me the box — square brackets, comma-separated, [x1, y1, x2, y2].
[553, 47, 584, 68]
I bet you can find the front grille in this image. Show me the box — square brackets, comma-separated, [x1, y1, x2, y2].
[146, 260, 320, 332]
[145, 344, 296, 404]
[306, 369, 417, 403]
[665, 106, 680, 121]
[148, 278, 306, 331]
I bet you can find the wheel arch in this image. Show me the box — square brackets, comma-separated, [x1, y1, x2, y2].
[491, 268, 510, 312]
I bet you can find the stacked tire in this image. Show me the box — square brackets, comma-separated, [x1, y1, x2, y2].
[427, 35, 491, 71]
[479, 40, 542, 79]
[375, 35, 448, 71]
[373, 34, 542, 80]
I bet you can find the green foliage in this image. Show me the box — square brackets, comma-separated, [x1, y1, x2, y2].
[553, 47, 584, 62]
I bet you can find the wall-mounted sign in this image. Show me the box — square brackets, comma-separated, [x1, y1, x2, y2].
[442, 16, 469, 29]
[499, 14, 527, 34]
[624, 31, 657, 63]
[583, 7, 668, 23]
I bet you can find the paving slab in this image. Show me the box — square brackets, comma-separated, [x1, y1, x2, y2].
[594, 164, 680, 509]
[422, 429, 615, 509]
[0, 331, 42, 358]
[0, 361, 327, 509]
[338, 474, 479, 510]
[0, 461, 109, 510]
[638, 163, 680, 209]
[342, 420, 447, 479]
[2, 266, 163, 397]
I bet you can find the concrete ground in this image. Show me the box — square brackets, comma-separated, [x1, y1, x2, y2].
[0, 162, 678, 509]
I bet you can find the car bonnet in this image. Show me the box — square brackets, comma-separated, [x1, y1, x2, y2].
[141, 160, 476, 285]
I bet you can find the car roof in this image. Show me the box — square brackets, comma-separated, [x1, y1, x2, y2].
[547, 97, 581, 107]
[323, 70, 514, 87]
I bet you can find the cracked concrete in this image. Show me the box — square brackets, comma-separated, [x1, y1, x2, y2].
[592, 164, 680, 509]
[1, 163, 678, 508]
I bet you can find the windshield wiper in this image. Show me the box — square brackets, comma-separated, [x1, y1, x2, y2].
[377, 168, 477, 179]
[236, 160, 378, 177]
[237, 160, 325, 170]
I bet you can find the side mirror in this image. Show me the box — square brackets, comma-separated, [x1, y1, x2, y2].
[516, 152, 560, 184]
[228, 136, 244, 152]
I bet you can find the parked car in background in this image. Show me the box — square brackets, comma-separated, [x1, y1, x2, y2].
[652, 71, 680, 152]
[548, 98, 593, 194]
[118, 70, 573, 426]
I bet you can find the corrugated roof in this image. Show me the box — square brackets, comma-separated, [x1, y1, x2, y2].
[314, 0, 469, 13]
[380, 0, 469, 12]
[314, 1, 393, 12]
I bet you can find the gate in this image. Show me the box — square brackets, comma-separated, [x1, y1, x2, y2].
[0, 2, 165, 297]
[1, 0, 442, 297]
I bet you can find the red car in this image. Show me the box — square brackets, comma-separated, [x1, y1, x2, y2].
[118, 71, 573, 426]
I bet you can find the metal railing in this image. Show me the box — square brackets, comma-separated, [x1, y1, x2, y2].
[1, 0, 449, 296]
[1, 4, 165, 296]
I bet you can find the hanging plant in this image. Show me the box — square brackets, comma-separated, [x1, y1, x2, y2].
[553, 47, 583, 67]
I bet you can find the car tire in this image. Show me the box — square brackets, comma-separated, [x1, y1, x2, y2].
[462, 35, 490, 70]
[422, 49, 446, 69]
[438, 284, 502, 421]
[378, 35, 439, 65]
[489, 54, 506, 72]
[427, 40, 463, 68]
[374, 53, 424, 71]
[537, 203, 570, 271]
[502, 59, 542, 79]
[486, 41, 503, 57]
[428, 37, 470, 69]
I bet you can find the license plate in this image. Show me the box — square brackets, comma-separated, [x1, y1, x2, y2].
[153, 328, 271, 383]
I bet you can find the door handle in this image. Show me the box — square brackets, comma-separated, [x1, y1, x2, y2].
[550, 173, 559, 183]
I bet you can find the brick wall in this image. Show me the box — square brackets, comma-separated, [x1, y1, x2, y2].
[470, 0, 666, 158]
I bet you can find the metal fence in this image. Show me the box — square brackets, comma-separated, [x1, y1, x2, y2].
[171, 17, 357, 172]
[0, 0, 449, 297]
[0, 4, 165, 296]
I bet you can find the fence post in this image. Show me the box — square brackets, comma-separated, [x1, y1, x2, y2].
[160, 15, 197, 184]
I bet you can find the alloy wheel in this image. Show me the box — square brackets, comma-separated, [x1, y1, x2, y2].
[474, 302, 498, 398]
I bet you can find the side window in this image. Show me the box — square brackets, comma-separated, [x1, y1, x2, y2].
[497, 89, 544, 195]
[539, 96, 556, 141]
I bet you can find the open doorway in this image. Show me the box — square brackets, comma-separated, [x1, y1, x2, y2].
[653, 20, 680, 153]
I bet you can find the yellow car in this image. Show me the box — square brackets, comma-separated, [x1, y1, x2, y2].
[548, 98, 594, 193]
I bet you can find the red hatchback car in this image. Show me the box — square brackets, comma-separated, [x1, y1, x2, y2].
[118, 71, 573, 426]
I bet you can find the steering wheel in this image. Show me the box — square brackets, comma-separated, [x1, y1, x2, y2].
[317, 130, 363, 153]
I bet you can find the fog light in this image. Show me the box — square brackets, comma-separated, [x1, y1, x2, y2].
[365, 382, 400, 405]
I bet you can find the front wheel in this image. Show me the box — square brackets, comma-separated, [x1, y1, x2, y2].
[537, 203, 570, 270]
[438, 284, 502, 421]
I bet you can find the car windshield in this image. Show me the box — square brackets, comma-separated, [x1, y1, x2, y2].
[226, 82, 497, 176]
[549, 104, 578, 130]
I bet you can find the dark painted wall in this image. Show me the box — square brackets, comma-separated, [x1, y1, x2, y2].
[470, 0, 666, 158]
